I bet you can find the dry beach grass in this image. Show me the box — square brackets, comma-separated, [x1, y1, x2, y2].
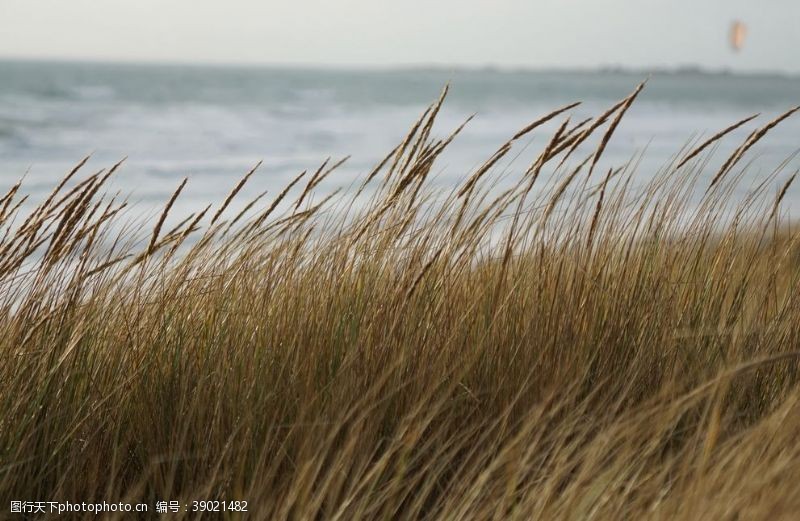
[2, 83, 800, 519]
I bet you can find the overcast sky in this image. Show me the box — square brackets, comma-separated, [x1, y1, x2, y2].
[2, 0, 799, 73]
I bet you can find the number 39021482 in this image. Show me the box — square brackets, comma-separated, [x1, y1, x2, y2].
[191, 501, 248, 512]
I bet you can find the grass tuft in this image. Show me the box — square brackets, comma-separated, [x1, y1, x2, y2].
[2, 84, 800, 519]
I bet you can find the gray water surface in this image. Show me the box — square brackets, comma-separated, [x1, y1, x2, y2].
[2, 60, 799, 217]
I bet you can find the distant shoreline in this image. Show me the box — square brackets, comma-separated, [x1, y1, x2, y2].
[1, 55, 799, 80]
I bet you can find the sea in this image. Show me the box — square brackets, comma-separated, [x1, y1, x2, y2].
[1, 59, 800, 219]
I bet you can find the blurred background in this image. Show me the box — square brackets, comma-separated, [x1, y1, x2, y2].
[1, 0, 799, 213]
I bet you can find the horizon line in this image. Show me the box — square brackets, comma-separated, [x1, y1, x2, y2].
[1, 55, 799, 80]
